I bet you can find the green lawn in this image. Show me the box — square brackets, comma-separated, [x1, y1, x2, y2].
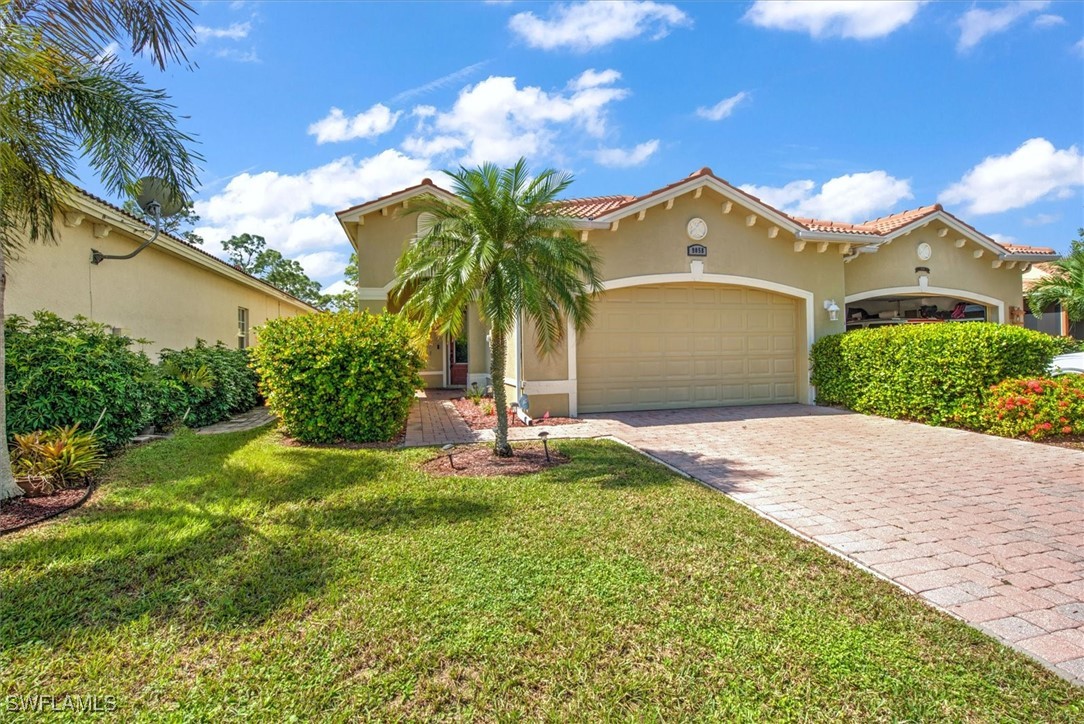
[1, 430, 1081, 720]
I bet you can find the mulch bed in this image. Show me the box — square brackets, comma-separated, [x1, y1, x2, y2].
[421, 442, 569, 477]
[1, 485, 92, 535]
[451, 397, 582, 432]
[1039, 434, 1084, 451]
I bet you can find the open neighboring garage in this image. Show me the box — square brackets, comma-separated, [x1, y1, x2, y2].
[577, 283, 800, 413]
[844, 293, 992, 331]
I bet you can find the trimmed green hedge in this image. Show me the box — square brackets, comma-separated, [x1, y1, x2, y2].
[153, 341, 261, 429]
[811, 323, 1059, 427]
[4, 312, 156, 450]
[250, 311, 426, 443]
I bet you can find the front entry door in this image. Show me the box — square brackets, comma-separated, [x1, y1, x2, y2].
[449, 331, 468, 386]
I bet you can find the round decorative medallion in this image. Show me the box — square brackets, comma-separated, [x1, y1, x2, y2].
[917, 242, 932, 261]
[686, 217, 708, 241]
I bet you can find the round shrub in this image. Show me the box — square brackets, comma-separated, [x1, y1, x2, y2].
[4, 312, 156, 450]
[250, 311, 426, 443]
[810, 323, 1059, 426]
[980, 376, 1084, 440]
[153, 341, 261, 429]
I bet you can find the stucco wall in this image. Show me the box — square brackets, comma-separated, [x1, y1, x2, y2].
[6, 213, 312, 358]
[590, 190, 846, 339]
[845, 223, 1025, 322]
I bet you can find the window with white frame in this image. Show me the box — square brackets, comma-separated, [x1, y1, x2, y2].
[237, 307, 249, 349]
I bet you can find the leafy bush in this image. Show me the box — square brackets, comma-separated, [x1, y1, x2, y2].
[979, 376, 1084, 440]
[9, 424, 104, 493]
[811, 323, 1059, 426]
[152, 341, 261, 429]
[1052, 336, 1084, 354]
[250, 311, 426, 443]
[5, 312, 156, 450]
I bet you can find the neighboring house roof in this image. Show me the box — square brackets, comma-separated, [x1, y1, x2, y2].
[338, 167, 1059, 261]
[65, 187, 321, 312]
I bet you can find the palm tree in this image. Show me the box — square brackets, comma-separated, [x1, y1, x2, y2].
[1026, 230, 1084, 329]
[0, 0, 200, 500]
[393, 159, 603, 456]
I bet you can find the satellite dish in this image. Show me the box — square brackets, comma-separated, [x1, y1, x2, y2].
[134, 176, 185, 217]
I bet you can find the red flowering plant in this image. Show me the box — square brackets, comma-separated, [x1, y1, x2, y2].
[979, 375, 1084, 440]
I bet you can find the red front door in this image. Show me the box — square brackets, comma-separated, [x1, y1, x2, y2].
[449, 338, 467, 386]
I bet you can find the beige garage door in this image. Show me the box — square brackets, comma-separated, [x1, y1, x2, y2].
[578, 284, 799, 413]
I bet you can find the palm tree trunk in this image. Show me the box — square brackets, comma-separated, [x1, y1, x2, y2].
[489, 326, 513, 457]
[0, 244, 25, 500]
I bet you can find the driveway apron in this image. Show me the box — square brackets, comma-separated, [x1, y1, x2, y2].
[581, 405, 1084, 685]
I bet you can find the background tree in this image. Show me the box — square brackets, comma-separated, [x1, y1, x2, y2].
[122, 197, 204, 245]
[1027, 229, 1084, 331]
[324, 252, 360, 312]
[393, 159, 602, 456]
[221, 233, 326, 308]
[0, 0, 200, 501]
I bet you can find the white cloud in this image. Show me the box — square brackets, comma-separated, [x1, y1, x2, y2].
[321, 279, 353, 296]
[1033, 13, 1064, 28]
[1075, 38, 1084, 56]
[296, 251, 349, 280]
[405, 70, 630, 165]
[94, 41, 119, 64]
[957, 1, 1049, 51]
[195, 22, 252, 41]
[938, 138, 1084, 215]
[308, 104, 402, 144]
[740, 171, 913, 222]
[390, 61, 489, 104]
[989, 233, 1018, 245]
[213, 47, 259, 63]
[696, 91, 749, 121]
[744, 1, 926, 40]
[509, 1, 690, 52]
[593, 140, 659, 168]
[194, 150, 437, 282]
[1024, 212, 1060, 226]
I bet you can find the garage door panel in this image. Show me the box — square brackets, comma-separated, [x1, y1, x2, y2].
[578, 283, 799, 412]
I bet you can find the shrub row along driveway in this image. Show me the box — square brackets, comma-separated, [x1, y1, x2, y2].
[576, 404, 1084, 685]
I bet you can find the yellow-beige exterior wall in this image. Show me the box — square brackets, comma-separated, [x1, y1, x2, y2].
[342, 185, 1031, 417]
[5, 208, 313, 358]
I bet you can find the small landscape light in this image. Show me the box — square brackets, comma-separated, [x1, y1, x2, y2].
[441, 443, 459, 470]
[538, 430, 550, 462]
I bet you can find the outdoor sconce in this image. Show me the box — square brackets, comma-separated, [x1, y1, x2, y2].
[915, 266, 930, 290]
[91, 176, 185, 265]
[823, 299, 840, 322]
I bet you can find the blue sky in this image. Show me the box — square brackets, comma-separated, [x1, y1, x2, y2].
[87, 1, 1084, 293]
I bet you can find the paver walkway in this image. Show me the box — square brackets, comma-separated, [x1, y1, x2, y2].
[195, 406, 276, 435]
[402, 394, 1084, 684]
[403, 389, 476, 446]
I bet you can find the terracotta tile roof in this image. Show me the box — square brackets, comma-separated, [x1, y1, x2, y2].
[341, 168, 1059, 260]
[335, 177, 451, 217]
[552, 195, 636, 219]
[69, 187, 320, 310]
[790, 205, 943, 236]
[1000, 243, 1057, 255]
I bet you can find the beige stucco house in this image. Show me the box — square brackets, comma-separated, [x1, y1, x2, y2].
[337, 167, 1057, 418]
[6, 188, 317, 357]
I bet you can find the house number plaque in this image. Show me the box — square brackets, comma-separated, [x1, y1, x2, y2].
[687, 244, 707, 257]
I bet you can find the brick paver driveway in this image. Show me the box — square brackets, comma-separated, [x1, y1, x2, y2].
[582, 405, 1084, 685]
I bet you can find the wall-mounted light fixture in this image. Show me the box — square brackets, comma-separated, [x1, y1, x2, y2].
[823, 299, 840, 322]
[91, 176, 184, 265]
